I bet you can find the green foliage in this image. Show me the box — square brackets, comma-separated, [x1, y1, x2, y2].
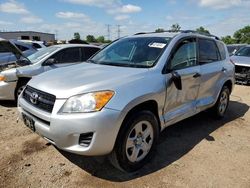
[155, 28, 165, 33]
[86, 35, 96, 43]
[221, 36, 236, 45]
[74, 32, 81, 40]
[233, 25, 250, 44]
[196, 26, 210, 34]
[97, 36, 105, 43]
[170, 23, 181, 32]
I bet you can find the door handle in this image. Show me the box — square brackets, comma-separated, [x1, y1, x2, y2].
[222, 67, 227, 72]
[193, 72, 201, 78]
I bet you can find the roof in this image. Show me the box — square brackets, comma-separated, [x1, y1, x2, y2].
[54, 44, 101, 49]
[0, 31, 55, 35]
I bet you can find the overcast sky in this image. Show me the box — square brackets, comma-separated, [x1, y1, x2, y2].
[0, 0, 249, 40]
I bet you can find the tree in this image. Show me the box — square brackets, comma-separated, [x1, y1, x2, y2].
[170, 23, 181, 32]
[196, 26, 210, 34]
[74, 32, 81, 40]
[221, 36, 236, 45]
[233, 25, 250, 44]
[97, 36, 105, 43]
[86, 35, 96, 43]
[155, 28, 165, 33]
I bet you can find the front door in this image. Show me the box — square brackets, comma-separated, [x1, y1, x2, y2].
[163, 37, 201, 126]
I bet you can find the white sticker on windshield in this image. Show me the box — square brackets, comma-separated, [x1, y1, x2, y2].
[149, 42, 166, 49]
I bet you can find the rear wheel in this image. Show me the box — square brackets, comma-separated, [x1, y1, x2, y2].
[110, 111, 159, 172]
[211, 86, 230, 118]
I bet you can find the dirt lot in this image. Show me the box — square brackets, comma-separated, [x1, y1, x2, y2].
[0, 85, 250, 188]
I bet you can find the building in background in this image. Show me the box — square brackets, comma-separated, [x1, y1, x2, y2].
[0, 31, 55, 42]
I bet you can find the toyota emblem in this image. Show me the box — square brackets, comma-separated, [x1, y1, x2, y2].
[30, 92, 39, 104]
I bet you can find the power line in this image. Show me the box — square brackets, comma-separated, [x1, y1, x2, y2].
[106, 24, 111, 41]
[117, 25, 121, 39]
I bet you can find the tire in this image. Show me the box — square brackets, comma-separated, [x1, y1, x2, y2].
[15, 81, 27, 101]
[110, 110, 159, 172]
[211, 86, 230, 119]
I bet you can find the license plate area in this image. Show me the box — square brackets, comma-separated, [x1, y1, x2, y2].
[22, 113, 36, 132]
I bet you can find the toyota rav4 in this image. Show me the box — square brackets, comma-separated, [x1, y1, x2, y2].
[18, 31, 235, 172]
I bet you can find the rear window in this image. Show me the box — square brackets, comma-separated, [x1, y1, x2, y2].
[199, 39, 220, 63]
[217, 42, 226, 60]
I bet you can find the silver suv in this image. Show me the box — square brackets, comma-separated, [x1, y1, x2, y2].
[18, 31, 235, 172]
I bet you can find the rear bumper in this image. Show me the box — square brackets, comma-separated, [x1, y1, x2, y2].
[0, 81, 16, 100]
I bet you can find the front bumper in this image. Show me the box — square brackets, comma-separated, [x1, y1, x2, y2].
[0, 81, 16, 100]
[18, 97, 122, 156]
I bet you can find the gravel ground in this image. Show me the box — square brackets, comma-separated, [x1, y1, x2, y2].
[0, 85, 250, 188]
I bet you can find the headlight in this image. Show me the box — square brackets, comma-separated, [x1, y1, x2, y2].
[0, 75, 5, 81]
[60, 91, 114, 113]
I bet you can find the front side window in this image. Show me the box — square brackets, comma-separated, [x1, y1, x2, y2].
[169, 38, 197, 70]
[199, 39, 219, 63]
[52, 47, 81, 64]
[90, 37, 171, 68]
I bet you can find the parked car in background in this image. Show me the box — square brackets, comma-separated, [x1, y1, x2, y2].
[0, 38, 31, 71]
[0, 44, 100, 100]
[231, 45, 250, 84]
[227, 44, 247, 56]
[18, 31, 234, 172]
[10, 40, 37, 57]
[19, 40, 47, 50]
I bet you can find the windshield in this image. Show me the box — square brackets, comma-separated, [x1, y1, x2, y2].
[235, 47, 250, 57]
[27, 46, 59, 63]
[90, 37, 171, 68]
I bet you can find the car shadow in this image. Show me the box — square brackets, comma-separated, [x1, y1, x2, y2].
[0, 100, 17, 108]
[57, 100, 249, 182]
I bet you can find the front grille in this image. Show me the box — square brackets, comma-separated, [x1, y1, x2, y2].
[23, 85, 56, 113]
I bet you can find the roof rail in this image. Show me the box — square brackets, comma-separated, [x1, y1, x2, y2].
[181, 30, 220, 40]
[134, 30, 220, 40]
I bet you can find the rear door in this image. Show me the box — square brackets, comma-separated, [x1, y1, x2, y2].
[196, 38, 224, 110]
[164, 37, 201, 124]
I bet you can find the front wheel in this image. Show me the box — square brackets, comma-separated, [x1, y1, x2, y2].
[211, 86, 230, 118]
[110, 111, 159, 172]
[15, 82, 27, 101]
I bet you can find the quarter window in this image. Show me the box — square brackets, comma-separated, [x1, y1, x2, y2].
[170, 38, 197, 70]
[217, 41, 226, 60]
[199, 39, 219, 63]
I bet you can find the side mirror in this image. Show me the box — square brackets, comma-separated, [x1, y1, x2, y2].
[171, 71, 182, 90]
[16, 59, 31, 66]
[43, 58, 56, 66]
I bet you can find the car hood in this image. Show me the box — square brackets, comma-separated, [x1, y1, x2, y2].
[231, 56, 250, 67]
[28, 63, 149, 98]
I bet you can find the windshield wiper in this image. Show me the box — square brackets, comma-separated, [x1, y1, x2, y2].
[98, 61, 149, 68]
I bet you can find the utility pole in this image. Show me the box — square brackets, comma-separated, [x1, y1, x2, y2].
[106, 24, 111, 41]
[117, 25, 121, 39]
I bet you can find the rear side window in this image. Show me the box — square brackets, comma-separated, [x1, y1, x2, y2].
[217, 42, 226, 60]
[82, 47, 100, 61]
[199, 39, 219, 63]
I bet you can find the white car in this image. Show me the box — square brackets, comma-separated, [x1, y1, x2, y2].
[18, 40, 47, 50]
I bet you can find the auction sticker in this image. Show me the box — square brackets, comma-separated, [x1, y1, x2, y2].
[149, 42, 166, 48]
